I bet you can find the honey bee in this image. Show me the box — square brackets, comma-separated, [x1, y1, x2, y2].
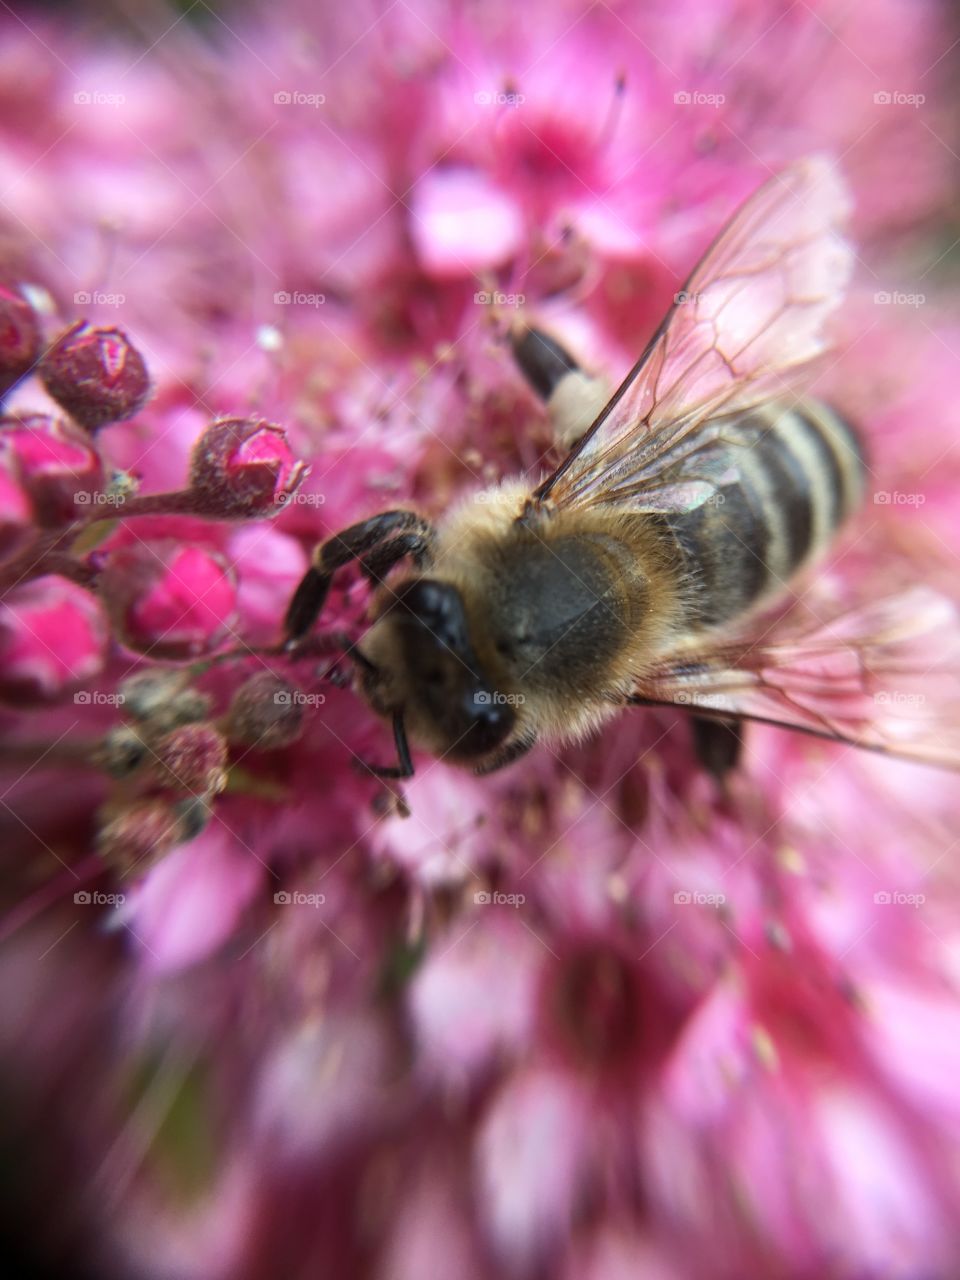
[284, 156, 960, 778]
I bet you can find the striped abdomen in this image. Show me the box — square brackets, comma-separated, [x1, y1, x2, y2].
[660, 400, 865, 630]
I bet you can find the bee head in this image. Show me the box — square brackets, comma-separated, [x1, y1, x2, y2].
[362, 578, 515, 762]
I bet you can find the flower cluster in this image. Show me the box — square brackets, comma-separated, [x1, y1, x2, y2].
[2, 1, 960, 1278]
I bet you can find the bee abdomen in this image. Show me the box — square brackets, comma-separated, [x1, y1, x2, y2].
[663, 400, 865, 629]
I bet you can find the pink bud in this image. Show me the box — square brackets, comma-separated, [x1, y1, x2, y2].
[188, 416, 308, 517]
[0, 413, 104, 525]
[119, 668, 211, 732]
[0, 282, 41, 395]
[0, 574, 108, 705]
[98, 796, 209, 875]
[39, 321, 152, 431]
[226, 672, 305, 749]
[101, 541, 238, 659]
[0, 453, 33, 560]
[147, 722, 229, 796]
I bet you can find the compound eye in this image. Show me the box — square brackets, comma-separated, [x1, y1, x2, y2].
[396, 579, 470, 654]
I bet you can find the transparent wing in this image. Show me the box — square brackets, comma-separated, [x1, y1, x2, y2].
[535, 155, 853, 513]
[630, 588, 960, 770]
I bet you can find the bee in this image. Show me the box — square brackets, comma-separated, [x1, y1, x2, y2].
[283, 155, 960, 779]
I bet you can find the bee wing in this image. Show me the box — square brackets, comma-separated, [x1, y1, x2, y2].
[535, 155, 853, 513]
[630, 588, 960, 770]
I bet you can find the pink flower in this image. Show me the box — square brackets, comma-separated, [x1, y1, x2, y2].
[101, 541, 238, 659]
[1, 412, 103, 524]
[1, 2, 960, 1278]
[0, 573, 107, 703]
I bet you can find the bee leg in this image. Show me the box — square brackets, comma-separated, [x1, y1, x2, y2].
[472, 733, 537, 775]
[283, 511, 435, 645]
[511, 324, 610, 451]
[356, 709, 415, 779]
[690, 715, 743, 780]
[511, 325, 582, 400]
[358, 531, 433, 588]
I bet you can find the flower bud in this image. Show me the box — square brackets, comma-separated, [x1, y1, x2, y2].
[188, 416, 308, 517]
[98, 796, 210, 874]
[39, 321, 152, 431]
[0, 282, 41, 395]
[226, 672, 305, 749]
[101, 542, 237, 660]
[0, 413, 104, 525]
[0, 575, 108, 705]
[147, 722, 229, 797]
[96, 724, 150, 778]
[119, 668, 211, 732]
